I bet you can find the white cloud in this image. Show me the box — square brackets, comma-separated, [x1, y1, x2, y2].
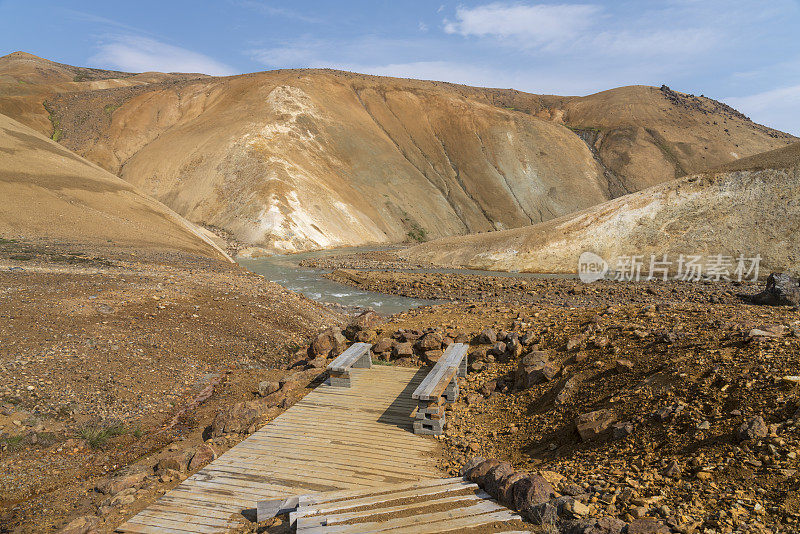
[443, 2, 600, 47]
[591, 28, 719, 57]
[725, 85, 800, 136]
[89, 35, 235, 75]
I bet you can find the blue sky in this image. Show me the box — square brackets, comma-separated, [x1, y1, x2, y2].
[1, 0, 799, 134]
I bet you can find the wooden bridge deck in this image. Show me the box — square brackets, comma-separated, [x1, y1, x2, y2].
[117, 366, 443, 533]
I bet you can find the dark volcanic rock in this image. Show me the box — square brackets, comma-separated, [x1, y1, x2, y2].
[511, 474, 556, 512]
[747, 272, 800, 306]
[736, 415, 768, 441]
[484, 461, 515, 498]
[467, 459, 501, 486]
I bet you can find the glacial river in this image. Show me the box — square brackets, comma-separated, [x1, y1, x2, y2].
[237, 246, 572, 315]
[237, 247, 438, 314]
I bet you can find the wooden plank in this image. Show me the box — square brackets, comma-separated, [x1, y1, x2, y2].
[328, 343, 372, 373]
[320, 492, 491, 526]
[296, 480, 477, 516]
[299, 477, 465, 505]
[232, 432, 436, 458]
[117, 522, 204, 534]
[305, 502, 512, 533]
[120, 514, 228, 534]
[135, 510, 236, 528]
[210, 455, 427, 480]
[412, 344, 467, 400]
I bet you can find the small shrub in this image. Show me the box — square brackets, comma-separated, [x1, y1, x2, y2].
[78, 423, 126, 449]
[1, 435, 25, 451]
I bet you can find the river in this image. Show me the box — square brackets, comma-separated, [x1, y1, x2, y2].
[237, 246, 573, 315]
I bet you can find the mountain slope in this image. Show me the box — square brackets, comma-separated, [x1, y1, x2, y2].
[0, 112, 230, 259]
[402, 142, 800, 275]
[0, 53, 794, 253]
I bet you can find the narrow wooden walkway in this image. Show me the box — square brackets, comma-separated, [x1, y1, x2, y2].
[118, 366, 443, 533]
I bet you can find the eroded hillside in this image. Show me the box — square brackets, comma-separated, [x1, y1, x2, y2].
[403, 142, 800, 274]
[0, 52, 794, 253]
[0, 111, 228, 259]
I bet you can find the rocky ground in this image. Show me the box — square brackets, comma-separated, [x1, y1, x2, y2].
[320, 263, 800, 533]
[0, 239, 342, 533]
[5, 238, 800, 534]
[298, 247, 433, 271]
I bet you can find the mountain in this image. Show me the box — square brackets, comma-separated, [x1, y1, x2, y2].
[402, 142, 800, 275]
[0, 111, 229, 259]
[0, 52, 794, 253]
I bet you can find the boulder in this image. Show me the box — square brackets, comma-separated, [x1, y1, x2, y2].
[566, 335, 585, 351]
[575, 409, 616, 441]
[309, 327, 347, 358]
[157, 450, 191, 473]
[515, 351, 561, 388]
[459, 456, 486, 477]
[488, 342, 507, 358]
[95, 472, 147, 495]
[469, 361, 486, 373]
[511, 474, 555, 512]
[506, 337, 523, 358]
[466, 459, 501, 486]
[372, 338, 393, 354]
[561, 497, 590, 518]
[736, 415, 768, 442]
[211, 400, 271, 437]
[280, 369, 318, 392]
[416, 332, 443, 351]
[257, 381, 281, 397]
[454, 333, 470, 344]
[475, 328, 497, 345]
[343, 310, 382, 339]
[423, 350, 444, 364]
[58, 515, 100, 534]
[560, 517, 627, 534]
[484, 462, 515, 498]
[392, 341, 414, 358]
[189, 443, 217, 471]
[626, 517, 671, 534]
[555, 377, 578, 405]
[747, 272, 800, 306]
[525, 499, 558, 525]
[497, 471, 528, 506]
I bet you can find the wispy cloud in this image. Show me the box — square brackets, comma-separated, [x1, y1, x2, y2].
[89, 35, 236, 75]
[442, 2, 722, 57]
[235, 1, 323, 23]
[725, 84, 800, 135]
[443, 3, 600, 48]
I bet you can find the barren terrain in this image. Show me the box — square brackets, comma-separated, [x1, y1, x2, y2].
[0, 242, 339, 533]
[1, 52, 794, 254]
[404, 142, 800, 275]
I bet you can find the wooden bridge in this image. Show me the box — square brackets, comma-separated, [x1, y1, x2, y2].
[118, 364, 526, 533]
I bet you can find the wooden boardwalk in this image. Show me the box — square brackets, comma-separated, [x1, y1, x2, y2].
[118, 366, 443, 533]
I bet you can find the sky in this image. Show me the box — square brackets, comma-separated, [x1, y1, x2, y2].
[1, 0, 799, 134]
